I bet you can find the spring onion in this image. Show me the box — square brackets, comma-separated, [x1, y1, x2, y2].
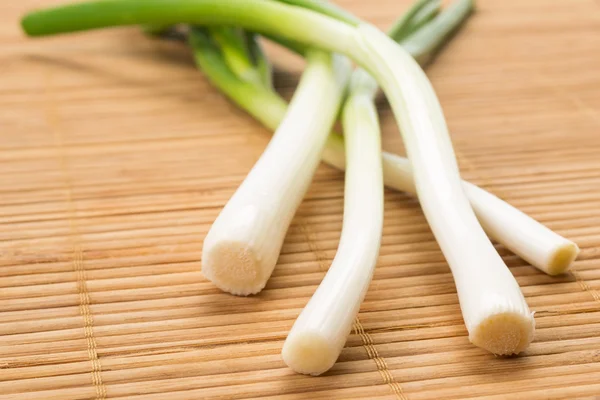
[207, 27, 272, 88]
[282, 0, 470, 374]
[199, 32, 351, 295]
[388, 0, 441, 43]
[282, 68, 385, 375]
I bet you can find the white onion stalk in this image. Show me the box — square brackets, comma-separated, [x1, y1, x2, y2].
[282, 72, 384, 375]
[352, 23, 535, 354]
[380, 154, 580, 275]
[201, 50, 352, 295]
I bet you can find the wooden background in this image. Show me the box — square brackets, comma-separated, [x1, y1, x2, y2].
[1, 0, 600, 399]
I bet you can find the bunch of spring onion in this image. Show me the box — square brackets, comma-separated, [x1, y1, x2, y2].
[21, 0, 579, 376]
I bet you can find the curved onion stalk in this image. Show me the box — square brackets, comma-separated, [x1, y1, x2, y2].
[282, 0, 470, 374]
[388, 0, 441, 42]
[282, 74, 384, 375]
[402, 0, 475, 65]
[21, 0, 362, 52]
[199, 37, 352, 293]
[379, 154, 580, 275]
[353, 23, 534, 354]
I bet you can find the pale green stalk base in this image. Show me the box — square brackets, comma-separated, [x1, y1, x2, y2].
[283, 76, 384, 375]
[208, 27, 264, 87]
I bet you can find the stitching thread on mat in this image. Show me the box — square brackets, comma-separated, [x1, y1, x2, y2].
[353, 318, 407, 400]
[298, 221, 329, 273]
[45, 72, 107, 400]
[299, 218, 407, 400]
[571, 269, 600, 303]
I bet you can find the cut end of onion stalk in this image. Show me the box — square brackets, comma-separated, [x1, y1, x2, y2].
[282, 332, 338, 376]
[461, 182, 580, 276]
[201, 240, 264, 296]
[470, 311, 535, 355]
[547, 242, 580, 276]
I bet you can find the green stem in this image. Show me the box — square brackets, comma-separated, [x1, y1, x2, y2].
[404, 0, 441, 35]
[246, 33, 273, 89]
[189, 28, 287, 130]
[208, 26, 264, 86]
[402, 0, 474, 65]
[21, 0, 358, 54]
[387, 0, 439, 42]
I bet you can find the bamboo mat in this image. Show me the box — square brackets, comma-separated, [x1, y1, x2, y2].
[1, 0, 600, 398]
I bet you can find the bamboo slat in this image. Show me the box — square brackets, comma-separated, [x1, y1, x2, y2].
[1, 0, 600, 399]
